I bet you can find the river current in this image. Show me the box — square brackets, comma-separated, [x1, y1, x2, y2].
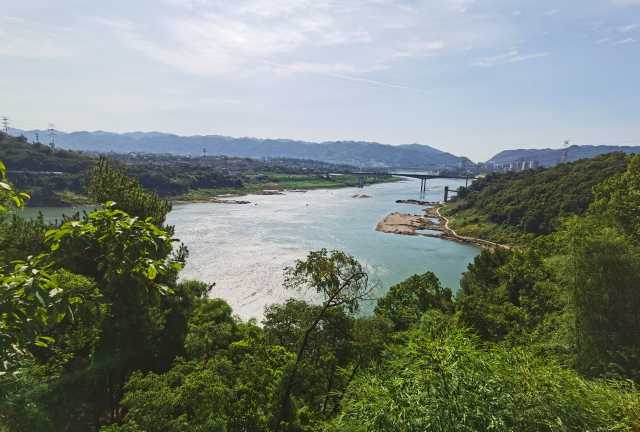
[22, 178, 479, 319]
[167, 178, 479, 318]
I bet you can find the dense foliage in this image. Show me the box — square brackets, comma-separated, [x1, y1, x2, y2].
[331, 315, 639, 432]
[446, 153, 629, 242]
[1, 151, 640, 431]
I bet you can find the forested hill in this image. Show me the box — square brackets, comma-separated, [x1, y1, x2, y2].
[0, 133, 392, 205]
[445, 152, 630, 243]
[10, 128, 473, 170]
[0, 133, 94, 172]
[487, 144, 640, 168]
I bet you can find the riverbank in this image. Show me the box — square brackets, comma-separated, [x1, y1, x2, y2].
[434, 206, 510, 250]
[176, 175, 400, 203]
[38, 175, 402, 207]
[376, 203, 509, 250]
[439, 203, 532, 246]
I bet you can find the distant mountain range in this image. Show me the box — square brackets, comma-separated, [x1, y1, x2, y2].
[10, 128, 640, 171]
[9, 129, 472, 171]
[487, 145, 640, 168]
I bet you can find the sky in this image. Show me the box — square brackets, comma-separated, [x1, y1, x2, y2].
[0, 0, 639, 161]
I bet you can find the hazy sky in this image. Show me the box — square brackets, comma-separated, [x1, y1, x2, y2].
[1, 0, 639, 160]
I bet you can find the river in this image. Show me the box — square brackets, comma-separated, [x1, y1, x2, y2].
[20, 178, 480, 319]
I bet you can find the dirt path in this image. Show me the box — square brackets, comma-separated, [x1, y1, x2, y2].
[435, 206, 510, 250]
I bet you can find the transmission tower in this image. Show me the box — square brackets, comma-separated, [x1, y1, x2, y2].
[35, 132, 40, 144]
[202, 147, 207, 158]
[560, 139, 570, 164]
[48, 123, 56, 149]
[1, 116, 9, 133]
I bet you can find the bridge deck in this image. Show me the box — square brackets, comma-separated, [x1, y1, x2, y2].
[350, 172, 471, 180]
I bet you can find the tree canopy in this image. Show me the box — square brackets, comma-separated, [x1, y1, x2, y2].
[1, 152, 640, 431]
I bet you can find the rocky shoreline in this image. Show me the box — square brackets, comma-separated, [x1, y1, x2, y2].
[376, 202, 508, 250]
[375, 212, 436, 236]
[395, 199, 438, 206]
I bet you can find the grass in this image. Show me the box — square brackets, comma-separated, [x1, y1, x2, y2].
[30, 174, 400, 206]
[56, 190, 93, 206]
[176, 175, 399, 202]
[441, 203, 534, 246]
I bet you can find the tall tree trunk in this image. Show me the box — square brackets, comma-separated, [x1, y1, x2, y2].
[273, 305, 329, 431]
[331, 361, 360, 416]
[321, 362, 337, 415]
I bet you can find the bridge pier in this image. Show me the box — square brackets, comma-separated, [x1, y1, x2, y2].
[347, 171, 474, 194]
[420, 178, 427, 194]
[444, 186, 461, 202]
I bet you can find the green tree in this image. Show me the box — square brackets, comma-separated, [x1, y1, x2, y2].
[38, 204, 185, 427]
[560, 217, 640, 380]
[374, 272, 453, 331]
[0, 160, 79, 371]
[102, 301, 291, 432]
[329, 314, 640, 432]
[0, 160, 30, 213]
[456, 248, 562, 343]
[0, 271, 103, 430]
[264, 300, 360, 421]
[272, 249, 374, 431]
[592, 154, 640, 242]
[184, 294, 244, 359]
[0, 214, 49, 265]
[87, 158, 172, 225]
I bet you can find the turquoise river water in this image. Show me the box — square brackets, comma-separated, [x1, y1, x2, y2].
[21, 178, 479, 319]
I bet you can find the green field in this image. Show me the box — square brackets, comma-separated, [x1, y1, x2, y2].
[177, 174, 399, 202]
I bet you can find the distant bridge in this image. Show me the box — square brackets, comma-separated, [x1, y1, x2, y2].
[348, 171, 472, 195]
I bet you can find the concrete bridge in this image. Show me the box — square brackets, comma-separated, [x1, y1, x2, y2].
[349, 171, 472, 195]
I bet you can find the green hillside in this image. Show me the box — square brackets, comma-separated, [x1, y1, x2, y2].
[443, 153, 630, 244]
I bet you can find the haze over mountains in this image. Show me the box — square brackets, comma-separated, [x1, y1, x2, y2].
[11, 129, 473, 171]
[487, 145, 640, 168]
[10, 128, 640, 171]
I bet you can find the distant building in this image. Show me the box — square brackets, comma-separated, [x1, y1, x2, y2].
[488, 158, 540, 173]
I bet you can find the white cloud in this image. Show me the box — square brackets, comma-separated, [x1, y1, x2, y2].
[618, 23, 640, 32]
[315, 72, 429, 92]
[613, 37, 637, 44]
[0, 17, 71, 59]
[445, 0, 476, 13]
[1, 16, 26, 24]
[392, 40, 446, 59]
[98, 1, 375, 75]
[472, 50, 549, 67]
[273, 62, 360, 75]
[611, 0, 640, 5]
[264, 59, 426, 92]
[96, 0, 508, 77]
